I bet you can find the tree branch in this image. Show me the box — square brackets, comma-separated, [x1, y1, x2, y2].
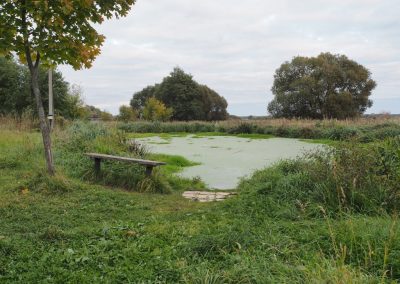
[20, 0, 34, 72]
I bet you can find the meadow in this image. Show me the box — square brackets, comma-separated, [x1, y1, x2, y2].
[0, 117, 399, 283]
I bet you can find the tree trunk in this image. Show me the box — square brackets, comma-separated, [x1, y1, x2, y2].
[20, 1, 55, 175]
[30, 66, 55, 175]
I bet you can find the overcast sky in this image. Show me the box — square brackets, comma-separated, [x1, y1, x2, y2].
[59, 0, 400, 116]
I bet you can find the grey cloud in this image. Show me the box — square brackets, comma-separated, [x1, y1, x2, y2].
[60, 0, 400, 115]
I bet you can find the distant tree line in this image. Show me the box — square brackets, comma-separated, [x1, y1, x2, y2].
[0, 56, 112, 120]
[129, 67, 229, 121]
[268, 53, 376, 119]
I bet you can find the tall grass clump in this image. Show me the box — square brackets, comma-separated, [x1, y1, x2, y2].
[234, 137, 400, 219]
[55, 121, 171, 193]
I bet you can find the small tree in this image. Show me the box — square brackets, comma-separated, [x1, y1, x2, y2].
[130, 85, 159, 116]
[268, 53, 376, 119]
[64, 84, 89, 120]
[143, 97, 173, 122]
[0, 0, 136, 174]
[118, 105, 137, 122]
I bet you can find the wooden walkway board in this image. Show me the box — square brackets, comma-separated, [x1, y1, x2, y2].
[182, 191, 237, 202]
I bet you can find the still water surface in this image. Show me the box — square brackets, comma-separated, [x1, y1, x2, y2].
[137, 135, 322, 189]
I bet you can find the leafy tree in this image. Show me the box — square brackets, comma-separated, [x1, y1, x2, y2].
[118, 105, 137, 122]
[0, 0, 136, 174]
[143, 97, 173, 122]
[155, 68, 204, 120]
[268, 53, 376, 119]
[131, 67, 228, 121]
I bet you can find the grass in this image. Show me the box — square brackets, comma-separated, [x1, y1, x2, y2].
[1, 121, 400, 282]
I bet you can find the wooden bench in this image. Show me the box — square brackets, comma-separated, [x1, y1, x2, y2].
[85, 153, 166, 176]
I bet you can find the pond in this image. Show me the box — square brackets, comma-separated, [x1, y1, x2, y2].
[137, 135, 322, 190]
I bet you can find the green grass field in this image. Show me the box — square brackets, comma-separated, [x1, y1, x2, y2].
[1, 122, 399, 283]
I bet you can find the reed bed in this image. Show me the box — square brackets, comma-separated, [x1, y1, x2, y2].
[118, 116, 400, 142]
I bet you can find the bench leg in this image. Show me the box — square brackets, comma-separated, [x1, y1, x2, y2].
[94, 158, 101, 176]
[145, 166, 153, 176]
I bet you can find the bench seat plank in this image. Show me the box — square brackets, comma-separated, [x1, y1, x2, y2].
[85, 153, 166, 166]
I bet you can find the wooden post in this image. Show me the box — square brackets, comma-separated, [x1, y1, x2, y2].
[145, 165, 153, 176]
[48, 68, 54, 131]
[94, 158, 101, 176]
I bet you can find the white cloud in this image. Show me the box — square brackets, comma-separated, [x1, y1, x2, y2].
[59, 0, 400, 115]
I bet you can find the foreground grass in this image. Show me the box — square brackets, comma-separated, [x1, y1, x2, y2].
[1, 128, 399, 282]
